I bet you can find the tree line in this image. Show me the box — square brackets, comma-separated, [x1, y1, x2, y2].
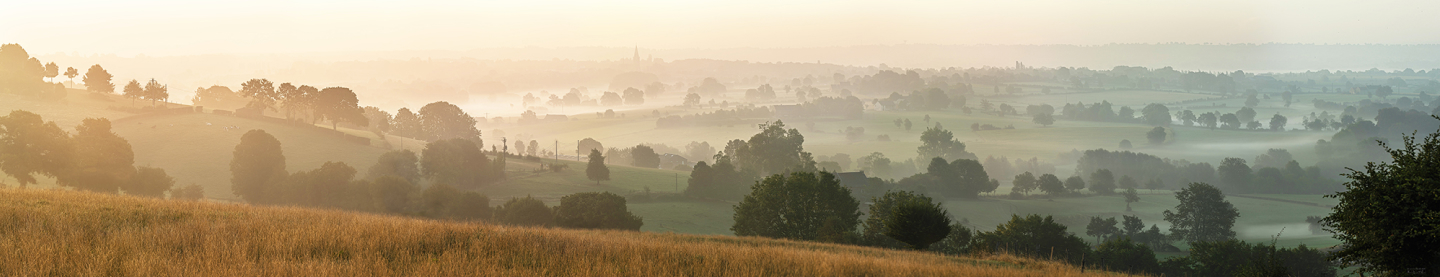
[0, 111, 196, 198]
[228, 129, 643, 230]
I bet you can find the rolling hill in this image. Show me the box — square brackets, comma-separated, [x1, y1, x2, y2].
[0, 188, 1135, 277]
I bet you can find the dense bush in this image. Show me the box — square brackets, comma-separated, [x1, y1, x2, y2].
[554, 192, 643, 231]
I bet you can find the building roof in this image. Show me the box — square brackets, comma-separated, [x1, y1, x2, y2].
[834, 171, 869, 189]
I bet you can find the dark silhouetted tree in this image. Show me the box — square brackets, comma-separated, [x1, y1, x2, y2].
[884, 196, 952, 249]
[1089, 169, 1116, 194]
[65, 118, 133, 193]
[230, 130, 287, 204]
[1038, 173, 1065, 195]
[122, 79, 142, 105]
[973, 214, 1091, 264]
[1147, 127, 1167, 145]
[1011, 172, 1037, 195]
[1141, 103, 1171, 126]
[0, 110, 74, 188]
[916, 123, 977, 161]
[142, 78, 167, 106]
[1322, 129, 1440, 274]
[586, 149, 609, 185]
[315, 87, 367, 130]
[732, 171, 860, 242]
[238, 78, 278, 113]
[1033, 113, 1055, 126]
[1123, 188, 1140, 211]
[43, 62, 58, 82]
[1087, 216, 1121, 243]
[1094, 238, 1160, 275]
[63, 66, 77, 83]
[1163, 183, 1239, 242]
[82, 65, 112, 94]
[417, 101, 480, 142]
[1064, 175, 1086, 192]
[1269, 114, 1287, 131]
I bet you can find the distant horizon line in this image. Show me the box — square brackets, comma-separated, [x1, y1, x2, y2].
[33, 42, 1440, 58]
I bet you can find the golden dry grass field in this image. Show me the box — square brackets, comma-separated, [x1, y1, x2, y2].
[0, 188, 1138, 277]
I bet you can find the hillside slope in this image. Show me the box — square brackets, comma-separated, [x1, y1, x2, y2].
[111, 112, 392, 200]
[0, 188, 1134, 277]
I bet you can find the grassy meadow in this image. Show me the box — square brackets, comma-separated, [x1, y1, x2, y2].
[0, 188, 1137, 277]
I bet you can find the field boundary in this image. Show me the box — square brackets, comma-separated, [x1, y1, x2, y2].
[1229, 194, 1334, 208]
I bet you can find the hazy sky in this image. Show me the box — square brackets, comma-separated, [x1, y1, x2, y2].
[5, 0, 1440, 56]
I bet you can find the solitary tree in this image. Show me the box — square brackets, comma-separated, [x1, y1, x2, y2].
[230, 130, 288, 204]
[122, 79, 142, 105]
[1322, 128, 1440, 274]
[1140, 103, 1171, 126]
[586, 149, 609, 185]
[554, 192, 643, 230]
[884, 197, 952, 250]
[42, 62, 58, 82]
[1163, 183, 1239, 242]
[1146, 127, 1167, 145]
[1123, 188, 1140, 211]
[142, 78, 167, 106]
[1032, 113, 1055, 126]
[63, 67, 78, 83]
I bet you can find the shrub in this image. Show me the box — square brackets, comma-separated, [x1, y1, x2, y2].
[554, 192, 643, 231]
[495, 195, 553, 227]
[883, 198, 951, 249]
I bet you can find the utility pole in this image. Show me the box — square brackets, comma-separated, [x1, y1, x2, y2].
[675, 173, 678, 192]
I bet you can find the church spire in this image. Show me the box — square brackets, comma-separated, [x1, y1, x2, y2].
[633, 46, 641, 62]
